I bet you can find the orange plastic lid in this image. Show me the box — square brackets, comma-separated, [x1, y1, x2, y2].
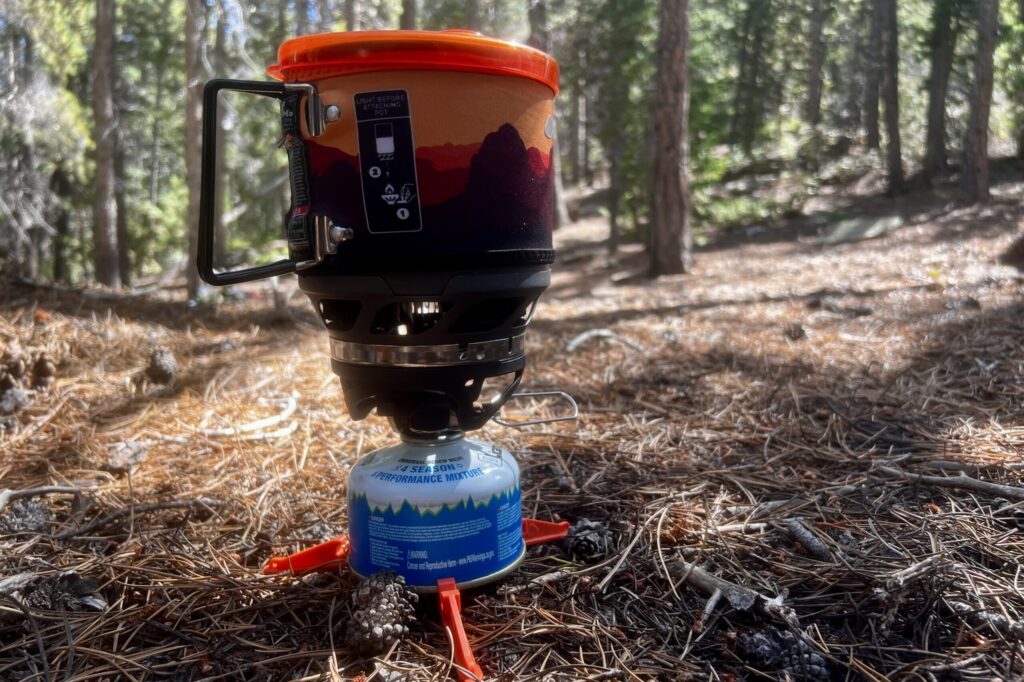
[268, 30, 559, 94]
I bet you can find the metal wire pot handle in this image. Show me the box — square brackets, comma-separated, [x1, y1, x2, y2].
[493, 390, 579, 428]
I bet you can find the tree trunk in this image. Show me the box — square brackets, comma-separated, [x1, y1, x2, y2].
[843, 0, 869, 131]
[608, 137, 624, 254]
[91, 0, 121, 288]
[318, 0, 332, 30]
[345, 0, 358, 30]
[296, 0, 310, 34]
[148, 61, 165, 203]
[583, 87, 594, 185]
[1019, 0, 1024, 159]
[864, 0, 882, 149]
[649, 0, 692, 277]
[880, 0, 903, 194]
[114, 131, 131, 286]
[400, 0, 416, 29]
[729, 0, 774, 153]
[922, 0, 957, 184]
[466, 0, 483, 31]
[962, 0, 999, 203]
[50, 164, 72, 284]
[527, 0, 570, 229]
[214, 0, 228, 268]
[185, 0, 204, 300]
[569, 76, 582, 185]
[729, 0, 757, 146]
[805, 0, 828, 127]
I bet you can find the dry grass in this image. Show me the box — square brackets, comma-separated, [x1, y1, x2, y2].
[2, 182, 1023, 681]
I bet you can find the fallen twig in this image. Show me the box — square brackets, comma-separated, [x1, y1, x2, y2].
[669, 558, 799, 627]
[887, 555, 946, 590]
[875, 466, 1024, 500]
[0, 486, 82, 515]
[501, 570, 572, 595]
[54, 498, 221, 539]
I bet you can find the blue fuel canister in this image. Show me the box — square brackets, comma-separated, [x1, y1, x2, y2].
[347, 437, 524, 590]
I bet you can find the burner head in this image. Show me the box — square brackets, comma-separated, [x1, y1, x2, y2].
[196, 32, 558, 436]
[302, 266, 548, 437]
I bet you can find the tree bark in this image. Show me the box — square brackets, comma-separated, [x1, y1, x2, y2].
[344, 0, 358, 30]
[608, 136, 624, 254]
[148, 62, 165, 203]
[864, 0, 882, 149]
[466, 0, 483, 31]
[318, 0, 332, 30]
[880, 0, 903, 194]
[649, 0, 692, 277]
[91, 0, 121, 288]
[843, 0, 869, 131]
[296, 0, 310, 34]
[185, 0, 204, 300]
[569, 75, 582, 185]
[50, 164, 72, 284]
[213, 0, 228, 268]
[114, 130, 131, 286]
[805, 0, 828, 127]
[527, 0, 570, 229]
[400, 0, 417, 29]
[1019, 0, 1024, 159]
[729, 0, 774, 153]
[922, 0, 957, 184]
[962, 0, 1000, 203]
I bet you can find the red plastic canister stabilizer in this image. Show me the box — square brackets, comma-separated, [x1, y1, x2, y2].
[262, 535, 350, 575]
[437, 577, 484, 682]
[268, 30, 560, 94]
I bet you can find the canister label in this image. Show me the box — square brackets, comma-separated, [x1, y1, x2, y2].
[354, 90, 423, 234]
[349, 486, 523, 586]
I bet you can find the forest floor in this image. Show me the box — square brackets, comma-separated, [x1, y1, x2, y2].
[2, 167, 1024, 681]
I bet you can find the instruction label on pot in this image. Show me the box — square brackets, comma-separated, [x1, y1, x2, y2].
[353, 90, 423, 234]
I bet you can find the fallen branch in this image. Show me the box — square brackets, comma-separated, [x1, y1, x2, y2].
[875, 466, 1024, 500]
[668, 558, 799, 627]
[887, 555, 945, 590]
[0, 486, 82, 515]
[501, 570, 572, 595]
[54, 498, 221, 539]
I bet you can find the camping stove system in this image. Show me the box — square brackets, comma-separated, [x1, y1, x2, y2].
[197, 30, 574, 679]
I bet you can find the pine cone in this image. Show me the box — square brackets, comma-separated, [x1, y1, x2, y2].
[145, 348, 178, 385]
[739, 628, 829, 682]
[346, 571, 419, 654]
[3, 350, 27, 380]
[22, 572, 106, 612]
[0, 389, 29, 415]
[31, 354, 56, 389]
[566, 519, 613, 561]
[0, 498, 53, 534]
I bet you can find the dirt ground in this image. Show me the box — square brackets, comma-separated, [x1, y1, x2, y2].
[2, 175, 1023, 681]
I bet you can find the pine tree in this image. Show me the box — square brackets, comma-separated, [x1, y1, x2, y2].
[185, 0, 203, 300]
[649, 0, 693, 277]
[923, 0, 959, 184]
[92, 0, 121, 288]
[962, 0, 1000, 203]
[879, 0, 903, 194]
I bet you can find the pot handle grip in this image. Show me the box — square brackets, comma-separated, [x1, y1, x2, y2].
[197, 79, 322, 286]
